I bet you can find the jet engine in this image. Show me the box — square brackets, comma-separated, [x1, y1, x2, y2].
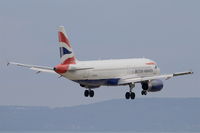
[141, 79, 163, 92]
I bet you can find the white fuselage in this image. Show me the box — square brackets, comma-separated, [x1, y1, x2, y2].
[61, 58, 160, 87]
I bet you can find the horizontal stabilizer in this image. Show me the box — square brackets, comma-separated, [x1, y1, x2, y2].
[8, 62, 56, 74]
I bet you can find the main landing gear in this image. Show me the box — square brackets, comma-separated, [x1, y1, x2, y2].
[125, 83, 135, 100]
[84, 89, 94, 97]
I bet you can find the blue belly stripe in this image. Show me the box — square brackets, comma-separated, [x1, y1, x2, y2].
[74, 78, 120, 86]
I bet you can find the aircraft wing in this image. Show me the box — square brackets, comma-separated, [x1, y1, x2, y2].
[118, 71, 193, 85]
[8, 62, 56, 74]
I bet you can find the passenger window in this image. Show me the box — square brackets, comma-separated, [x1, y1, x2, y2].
[144, 69, 153, 73]
[135, 69, 143, 73]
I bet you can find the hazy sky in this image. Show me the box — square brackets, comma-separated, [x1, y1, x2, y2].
[0, 0, 199, 107]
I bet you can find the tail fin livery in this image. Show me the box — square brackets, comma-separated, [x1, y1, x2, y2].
[58, 26, 76, 65]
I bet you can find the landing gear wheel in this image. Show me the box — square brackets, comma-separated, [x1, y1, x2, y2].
[126, 83, 136, 100]
[89, 90, 94, 97]
[141, 90, 147, 95]
[84, 89, 94, 98]
[125, 92, 130, 99]
[84, 90, 89, 97]
[130, 92, 135, 99]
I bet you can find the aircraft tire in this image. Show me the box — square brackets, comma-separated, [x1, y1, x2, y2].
[89, 90, 94, 97]
[130, 92, 135, 99]
[84, 90, 89, 97]
[141, 90, 147, 95]
[125, 92, 130, 99]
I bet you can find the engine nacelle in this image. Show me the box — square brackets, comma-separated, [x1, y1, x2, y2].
[142, 79, 164, 92]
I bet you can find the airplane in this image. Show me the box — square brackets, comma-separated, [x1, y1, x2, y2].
[8, 26, 193, 100]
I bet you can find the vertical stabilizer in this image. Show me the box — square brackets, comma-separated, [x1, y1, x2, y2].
[58, 26, 76, 64]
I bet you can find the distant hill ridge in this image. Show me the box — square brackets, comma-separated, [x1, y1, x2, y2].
[0, 98, 200, 132]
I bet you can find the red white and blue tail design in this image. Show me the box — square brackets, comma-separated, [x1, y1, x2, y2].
[58, 26, 76, 65]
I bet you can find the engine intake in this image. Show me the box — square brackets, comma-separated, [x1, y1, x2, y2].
[142, 79, 163, 92]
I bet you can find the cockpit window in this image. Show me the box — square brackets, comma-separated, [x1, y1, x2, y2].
[155, 65, 158, 69]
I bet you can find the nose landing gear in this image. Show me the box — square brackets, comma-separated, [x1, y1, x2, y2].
[141, 90, 147, 95]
